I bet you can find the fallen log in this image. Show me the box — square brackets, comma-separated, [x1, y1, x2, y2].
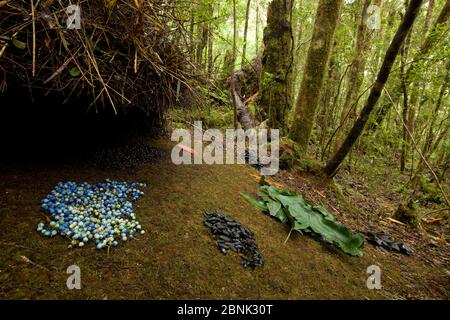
[228, 72, 258, 130]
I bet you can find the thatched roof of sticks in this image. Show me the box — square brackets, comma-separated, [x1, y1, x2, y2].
[0, 0, 194, 117]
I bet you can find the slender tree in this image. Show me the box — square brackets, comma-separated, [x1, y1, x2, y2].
[241, 0, 252, 66]
[423, 0, 436, 35]
[372, 0, 450, 128]
[324, 0, 424, 177]
[196, 23, 208, 65]
[399, 27, 413, 172]
[290, 0, 303, 102]
[334, 0, 376, 152]
[231, 0, 238, 129]
[412, 60, 450, 182]
[207, 3, 214, 75]
[256, 3, 260, 56]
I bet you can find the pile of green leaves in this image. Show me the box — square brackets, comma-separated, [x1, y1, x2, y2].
[241, 185, 364, 256]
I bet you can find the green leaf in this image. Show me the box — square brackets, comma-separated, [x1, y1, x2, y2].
[275, 194, 308, 208]
[243, 185, 364, 256]
[256, 188, 271, 202]
[313, 203, 336, 221]
[267, 200, 281, 217]
[12, 38, 26, 50]
[69, 67, 81, 77]
[240, 192, 267, 212]
[267, 184, 294, 198]
[267, 200, 288, 223]
[287, 203, 311, 230]
[308, 214, 364, 256]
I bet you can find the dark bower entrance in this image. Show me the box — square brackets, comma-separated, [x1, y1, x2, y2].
[0, 1, 193, 165]
[0, 84, 164, 164]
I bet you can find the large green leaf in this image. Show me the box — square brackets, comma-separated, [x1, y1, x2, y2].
[267, 200, 281, 217]
[267, 200, 288, 223]
[240, 192, 267, 211]
[241, 186, 364, 257]
[313, 203, 336, 221]
[256, 188, 271, 202]
[308, 213, 364, 256]
[287, 203, 310, 230]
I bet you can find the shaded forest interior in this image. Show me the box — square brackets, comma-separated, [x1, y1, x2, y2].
[0, 0, 449, 300]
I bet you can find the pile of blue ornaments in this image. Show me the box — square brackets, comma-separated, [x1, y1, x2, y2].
[37, 180, 146, 250]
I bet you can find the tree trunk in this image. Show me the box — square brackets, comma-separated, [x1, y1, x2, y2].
[423, 0, 435, 35]
[290, 0, 303, 104]
[317, 41, 339, 160]
[438, 148, 450, 181]
[400, 32, 412, 172]
[258, 0, 294, 133]
[324, 0, 424, 177]
[241, 0, 251, 67]
[221, 50, 233, 81]
[189, 9, 195, 58]
[196, 23, 208, 66]
[371, 0, 450, 129]
[232, 0, 237, 129]
[412, 61, 450, 180]
[230, 74, 257, 130]
[256, 4, 260, 57]
[334, 0, 374, 153]
[289, 0, 343, 153]
[207, 28, 214, 75]
[400, 3, 414, 173]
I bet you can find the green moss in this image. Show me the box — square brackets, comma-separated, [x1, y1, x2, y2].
[296, 158, 324, 175]
[258, 0, 293, 132]
[393, 202, 419, 227]
[278, 137, 301, 169]
[168, 105, 234, 130]
[0, 140, 444, 299]
[277, 137, 325, 175]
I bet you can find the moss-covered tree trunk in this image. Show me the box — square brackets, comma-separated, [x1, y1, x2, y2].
[258, 0, 293, 133]
[221, 50, 233, 81]
[196, 23, 208, 66]
[289, 0, 343, 153]
[317, 41, 339, 160]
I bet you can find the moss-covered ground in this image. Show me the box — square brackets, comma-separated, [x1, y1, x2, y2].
[0, 140, 447, 299]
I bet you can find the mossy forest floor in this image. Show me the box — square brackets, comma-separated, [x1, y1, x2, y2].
[0, 139, 448, 299]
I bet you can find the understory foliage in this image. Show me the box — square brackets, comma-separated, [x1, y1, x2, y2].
[171, 0, 448, 217]
[1, 0, 448, 215]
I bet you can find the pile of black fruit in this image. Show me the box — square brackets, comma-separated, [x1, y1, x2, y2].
[89, 143, 163, 169]
[203, 211, 264, 268]
[365, 231, 413, 255]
